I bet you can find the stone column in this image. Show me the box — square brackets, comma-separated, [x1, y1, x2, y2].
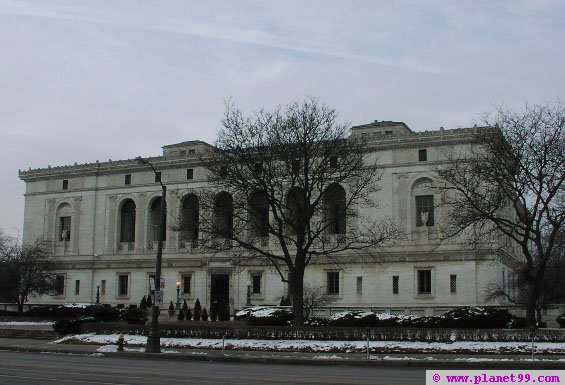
[106, 194, 117, 253]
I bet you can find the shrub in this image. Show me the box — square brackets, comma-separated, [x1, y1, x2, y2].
[53, 317, 95, 335]
[239, 307, 293, 326]
[122, 307, 147, 325]
[202, 308, 209, 321]
[177, 309, 185, 321]
[304, 317, 328, 326]
[185, 307, 192, 321]
[557, 313, 565, 328]
[210, 305, 218, 321]
[90, 306, 120, 322]
[434, 307, 519, 329]
[219, 304, 230, 321]
[193, 298, 202, 321]
[27, 305, 84, 319]
[139, 296, 147, 309]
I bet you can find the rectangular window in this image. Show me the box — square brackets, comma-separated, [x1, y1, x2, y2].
[182, 274, 191, 294]
[219, 165, 228, 178]
[124, 174, 131, 185]
[291, 159, 300, 175]
[154, 172, 161, 183]
[75, 280, 80, 295]
[330, 156, 338, 168]
[418, 270, 432, 294]
[62, 179, 69, 190]
[392, 275, 399, 294]
[327, 272, 340, 295]
[186, 169, 194, 180]
[416, 195, 434, 226]
[188, 149, 196, 154]
[100, 280, 106, 295]
[356, 276, 363, 295]
[254, 162, 263, 175]
[418, 149, 427, 161]
[148, 274, 156, 294]
[384, 130, 393, 135]
[118, 274, 129, 296]
[252, 273, 262, 294]
[59, 216, 71, 241]
[450, 274, 457, 294]
[55, 275, 65, 296]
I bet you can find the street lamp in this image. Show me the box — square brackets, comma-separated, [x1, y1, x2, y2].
[136, 156, 166, 354]
[175, 281, 181, 312]
[246, 280, 252, 306]
[95, 283, 100, 305]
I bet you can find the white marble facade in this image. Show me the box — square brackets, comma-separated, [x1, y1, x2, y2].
[19, 121, 519, 313]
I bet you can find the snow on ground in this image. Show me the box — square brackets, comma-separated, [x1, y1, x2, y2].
[53, 333, 565, 355]
[0, 321, 54, 326]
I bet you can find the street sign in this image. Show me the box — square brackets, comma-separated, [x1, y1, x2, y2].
[154, 290, 164, 306]
[160, 278, 165, 290]
[149, 277, 155, 291]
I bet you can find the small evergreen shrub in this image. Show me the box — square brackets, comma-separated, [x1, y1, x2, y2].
[219, 304, 230, 321]
[193, 298, 202, 321]
[185, 307, 192, 321]
[139, 296, 147, 309]
[557, 313, 565, 328]
[210, 305, 218, 321]
[202, 308, 209, 321]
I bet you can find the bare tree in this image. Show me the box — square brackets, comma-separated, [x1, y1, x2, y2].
[197, 98, 398, 325]
[302, 284, 328, 320]
[0, 239, 60, 313]
[437, 102, 565, 327]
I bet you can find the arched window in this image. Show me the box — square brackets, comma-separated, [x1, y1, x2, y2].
[180, 194, 199, 241]
[120, 199, 136, 242]
[149, 197, 167, 242]
[286, 187, 305, 235]
[249, 190, 269, 237]
[324, 183, 346, 235]
[214, 192, 233, 238]
[412, 178, 435, 227]
[57, 203, 72, 241]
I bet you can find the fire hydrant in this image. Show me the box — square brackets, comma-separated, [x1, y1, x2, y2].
[117, 333, 124, 351]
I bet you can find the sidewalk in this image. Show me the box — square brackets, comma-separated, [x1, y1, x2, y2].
[0, 336, 564, 369]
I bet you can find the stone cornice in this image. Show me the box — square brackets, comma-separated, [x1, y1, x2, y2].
[19, 126, 491, 182]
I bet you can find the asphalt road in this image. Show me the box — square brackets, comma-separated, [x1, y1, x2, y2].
[0, 351, 425, 385]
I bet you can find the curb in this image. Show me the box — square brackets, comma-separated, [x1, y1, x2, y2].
[2, 344, 565, 369]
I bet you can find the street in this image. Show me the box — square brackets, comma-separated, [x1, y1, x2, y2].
[0, 351, 425, 385]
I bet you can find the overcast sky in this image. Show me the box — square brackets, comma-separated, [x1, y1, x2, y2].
[1, 0, 564, 238]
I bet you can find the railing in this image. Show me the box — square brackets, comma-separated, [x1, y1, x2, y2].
[179, 239, 199, 251]
[118, 242, 135, 251]
[147, 241, 166, 250]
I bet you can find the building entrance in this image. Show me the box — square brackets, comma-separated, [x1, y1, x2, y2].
[210, 273, 230, 312]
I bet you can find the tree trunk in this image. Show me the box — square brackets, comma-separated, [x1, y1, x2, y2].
[17, 298, 24, 315]
[525, 283, 538, 327]
[289, 269, 305, 326]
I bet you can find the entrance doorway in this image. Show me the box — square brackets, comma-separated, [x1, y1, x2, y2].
[210, 273, 230, 312]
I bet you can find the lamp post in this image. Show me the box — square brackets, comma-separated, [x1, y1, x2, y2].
[175, 281, 181, 312]
[95, 283, 100, 305]
[246, 280, 252, 306]
[136, 156, 166, 354]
